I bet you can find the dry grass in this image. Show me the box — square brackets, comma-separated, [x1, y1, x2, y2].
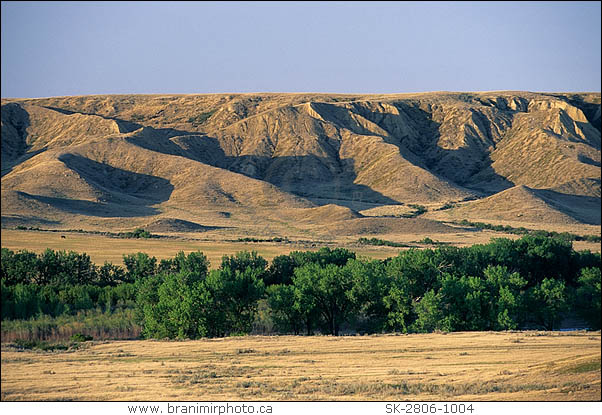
[3, 227, 600, 271]
[0, 229, 292, 268]
[1, 331, 599, 401]
[0, 229, 396, 267]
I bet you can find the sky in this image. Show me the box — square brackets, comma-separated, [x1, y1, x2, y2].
[1, 1, 601, 98]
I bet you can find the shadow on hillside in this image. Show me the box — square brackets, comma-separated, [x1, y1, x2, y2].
[1, 103, 31, 177]
[15, 153, 175, 218]
[124, 127, 399, 206]
[544, 94, 602, 133]
[361, 102, 518, 196]
[578, 155, 601, 167]
[42, 106, 142, 133]
[58, 153, 174, 204]
[335, 101, 517, 195]
[534, 188, 601, 225]
[1, 214, 61, 228]
[17, 191, 162, 218]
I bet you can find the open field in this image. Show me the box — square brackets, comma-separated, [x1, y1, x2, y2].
[1, 331, 600, 401]
[0, 229, 398, 267]
[2, 229, 600, 269]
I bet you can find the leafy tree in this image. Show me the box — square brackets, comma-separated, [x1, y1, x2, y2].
[433, 245, 491, 279]
[11, 283, 41, 319]
[571, 251, 601, 283]
[123, 252, 157, 282]
[575, 267, 601, 330]
[514, 236, 573, 285]
[221, 251, 267, 275]
[293, 263, 357, 335]
[134, 273, 165, 335]
[267, 284, 303, 334]
[385, 249, 443, 300]
[347, 259, 391, 333]
[483, 265, 527, 330]
[411, 290, 445, 332]
[96, 262, 126, 286]
[58, 285, 95, 313]
[1, 248, 38, 285]
[158, 251, 209, 282]
[265, 255, 297, 286]
[528, 278, 569, 330]
[432, 274, 485, 331]
[35, 249, 65, 285]
[153, 272, 211, 339]
[33, 249, 96, 285]
[100, 283, 136, 313]
[482, 238, 521, 273]
[204, 266, 266, 336]
[383, 274, 413, 333]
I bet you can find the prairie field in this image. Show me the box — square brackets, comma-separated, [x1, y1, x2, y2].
[1, 331, 600, 401]
[0, 229, 396, 267]
[2, 229, 600, 269]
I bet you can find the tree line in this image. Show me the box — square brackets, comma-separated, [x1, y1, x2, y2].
[1, 235, 600, 339]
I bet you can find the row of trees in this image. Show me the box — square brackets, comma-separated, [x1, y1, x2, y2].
[1, 235, 600, 338]
[0, 248, 209, 287]
[1, 280, 137, 320]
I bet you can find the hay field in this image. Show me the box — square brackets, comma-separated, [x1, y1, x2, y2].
[1, 331, 600, 401]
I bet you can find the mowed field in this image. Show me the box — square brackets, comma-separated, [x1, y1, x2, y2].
[1, 331, 600, 401]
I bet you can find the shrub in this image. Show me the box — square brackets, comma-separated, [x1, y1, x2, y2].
[70, 333, 93, 342]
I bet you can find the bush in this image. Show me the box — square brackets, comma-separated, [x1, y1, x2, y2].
[70, 333, 93, 342]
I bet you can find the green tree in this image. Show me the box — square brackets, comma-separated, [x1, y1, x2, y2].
[221, 251, 267, 275]
[514, 236, 573, 285]
[411, 290, 445, 332]
[33, 249, 97, 285]
[528, 278, 569, 330]
[265, 255, 297, 286]
[1, 248, 39, 285]
[158, 251, 209, 282]
[385, 249, 443, 300]
[153, 272, 211, 339]
[11, 283, 41, 319]
[483, 265, 527, 330]
[134, 273, 165, 336]
[204, 266, 266, 336]
[383, 276, 413, 333]
[347, 259, 391, 333]
[123, 252, 157, 282]
[575, 267, 601, 330]
[418, 273, 495, 332]
[293, 263, 358, 335]
[266, 284, 303, 334]
[96, 262, 126, 286]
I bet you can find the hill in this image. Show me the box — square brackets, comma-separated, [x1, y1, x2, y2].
[433, 184, 600, 225]
[1, 91, 600, 237]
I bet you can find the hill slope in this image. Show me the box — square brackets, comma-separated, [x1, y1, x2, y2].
[2, 91, 600, 235]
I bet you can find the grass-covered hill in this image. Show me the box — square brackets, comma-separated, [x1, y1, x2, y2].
[2, 91, 600, 236]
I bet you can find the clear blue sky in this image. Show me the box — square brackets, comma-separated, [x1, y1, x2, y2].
[1, 1, 600, 98]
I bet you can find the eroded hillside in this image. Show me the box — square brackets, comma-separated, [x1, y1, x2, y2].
[1, 91, 600, 236]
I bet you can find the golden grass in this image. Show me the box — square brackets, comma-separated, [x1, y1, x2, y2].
[3, 228, 600, 272]
[3, 228, 600, 271]
[0, 229, 403, 268]
[1, 331, 600, 401]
